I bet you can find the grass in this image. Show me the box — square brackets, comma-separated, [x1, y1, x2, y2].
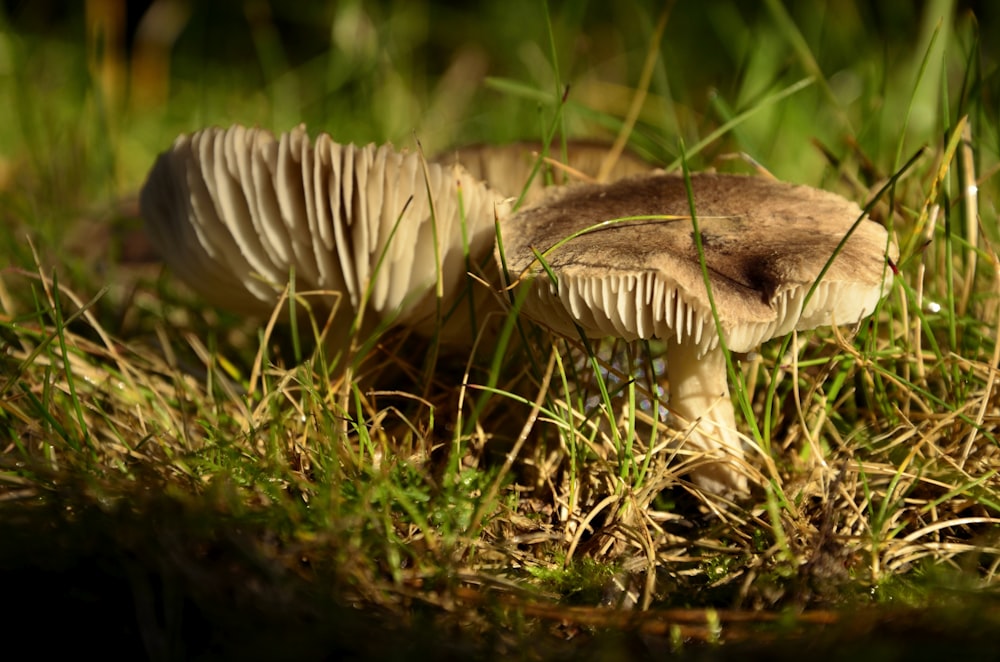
[2, 0, 1000, 657]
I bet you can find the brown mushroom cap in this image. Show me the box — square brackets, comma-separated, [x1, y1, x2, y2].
[140, 125, 510, 346]
[435, 140, 656, 205]
[498, 171, 897, 497]
[500, 172, 896, 353]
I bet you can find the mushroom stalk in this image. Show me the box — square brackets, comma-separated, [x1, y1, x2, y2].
[664, 340, 749, 496]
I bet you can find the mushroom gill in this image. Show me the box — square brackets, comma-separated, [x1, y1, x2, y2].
[140, 124, 511, 351]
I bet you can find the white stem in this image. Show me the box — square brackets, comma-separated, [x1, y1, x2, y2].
[664, 341, 749, 496]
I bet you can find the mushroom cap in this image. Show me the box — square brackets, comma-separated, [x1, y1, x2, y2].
[498, 172, 896, 353]
[141, 124, 510, 344]
[435, 140, 655, 205]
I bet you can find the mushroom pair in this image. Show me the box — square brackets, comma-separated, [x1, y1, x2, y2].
[141, 124, 896, 496]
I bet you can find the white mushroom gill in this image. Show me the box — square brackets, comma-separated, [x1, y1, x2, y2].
[141, 124, 511, 353]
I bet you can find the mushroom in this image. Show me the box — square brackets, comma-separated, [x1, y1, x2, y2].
[140, 124, 511, 352]
[497, 172, 897, 496]
[436, 140, 655, 205]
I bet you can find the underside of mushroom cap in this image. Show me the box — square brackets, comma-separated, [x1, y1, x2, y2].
[141, 124, 511, 346]
[499, 172, 896, 353]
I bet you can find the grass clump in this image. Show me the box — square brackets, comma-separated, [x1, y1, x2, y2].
[2, 1, 1000, 657]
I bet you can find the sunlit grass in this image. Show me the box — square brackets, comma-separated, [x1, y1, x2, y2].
[2, 0, 1000, 656]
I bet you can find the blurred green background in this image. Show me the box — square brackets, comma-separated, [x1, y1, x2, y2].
[1, 0, 995, 208]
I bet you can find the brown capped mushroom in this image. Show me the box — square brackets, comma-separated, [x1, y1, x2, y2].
[436, 140, 655, 205]
[140, 124, 510, 351]
[497, 172, 897, 496]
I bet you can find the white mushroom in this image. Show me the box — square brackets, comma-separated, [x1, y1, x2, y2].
[140, 124, 511, 351]
[497, 172, 897, 496]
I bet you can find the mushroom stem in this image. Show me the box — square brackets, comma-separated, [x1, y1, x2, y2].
[664, 341, 749, 496]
